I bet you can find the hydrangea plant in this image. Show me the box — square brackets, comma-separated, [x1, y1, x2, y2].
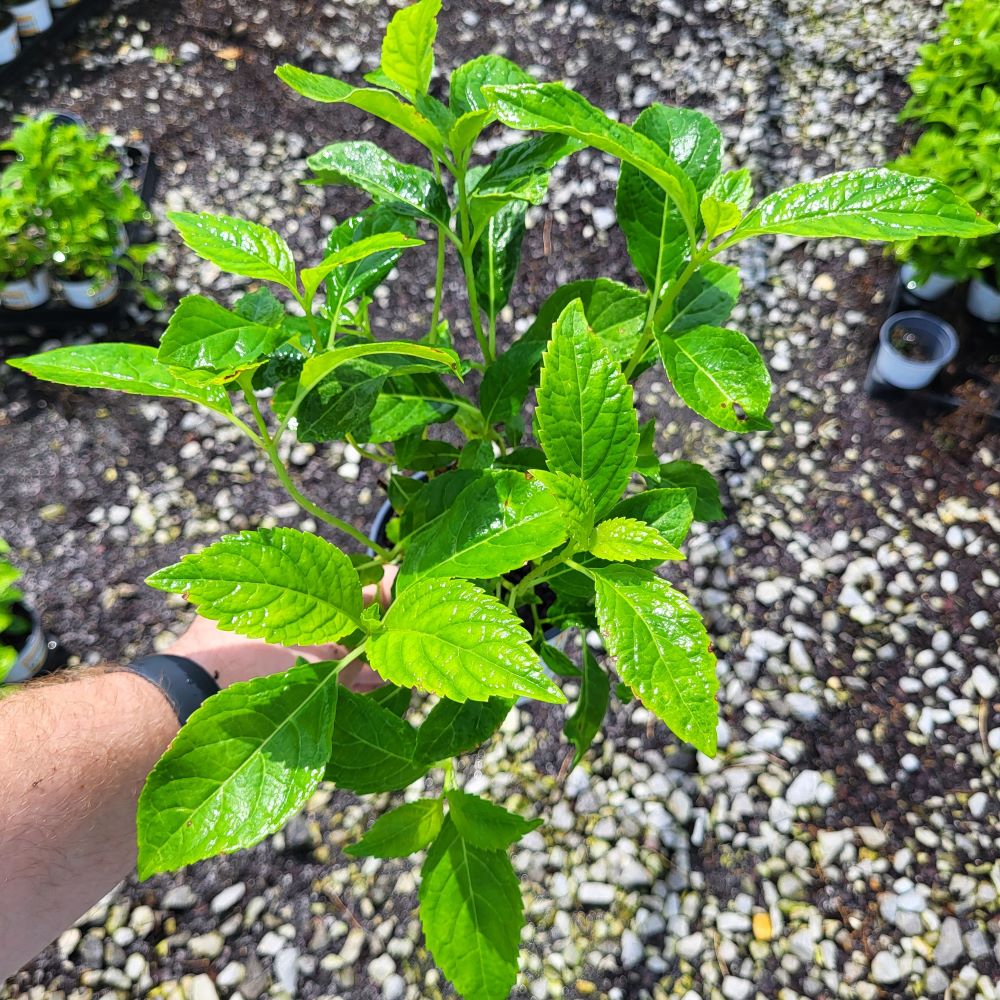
[9, 2, 993, 996]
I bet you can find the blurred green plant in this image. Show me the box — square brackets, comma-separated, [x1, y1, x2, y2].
[0, 540, 30, 683]
[892, 0, 1000, 284]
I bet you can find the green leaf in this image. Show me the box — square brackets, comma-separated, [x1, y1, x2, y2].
[657, 324, 772, 432]
[451, 54, 534, 117]
[608, 488, 695, 548]
[705, 168, 753, 211]
[616, 105, 722, 291]
[655, 462, 723, 522]
[299, 340, 460, 395]
[380, 0, 441, 100]
[539, 642, 581, 678]
[275, 65, 444, 154]
[480, 279, 646, 429]
[727, 167, 997, 244]
[324, 206, 418, 311]
[301, 231, 423, 303]
[147, 528, 362, 644]
[416, 697, 512, 762]
[700, 196, 743, 239]
[591, 564, 718, 755]
[419, 817, 523, 1000]
[398, 470, 567, 588]
[369, 578, 566, 704]
[363, 373, 457, 443]
[291, 359, 388, 443]
[634, 419, 659, 477]
[400, 470, 480, 535]
[535, 300, 639, 517]
[157, 295, 288, 382]
[446, 789, 542, 850]
[394, 434, 462, 472]
[473, 200, 527, 321]
[324, 687, 430, 793]
[7, 344, 232, 414]
[344, 799, 444, 858]
[235, 288, 285, 326]
[365, 683, 412, 717]
[564, 646, 610, 767]
[136, 661, 339, 878]
[589, 517, 684, 562]
[470, 134, 582, 228]
[167, 212, 297, 292]
[663, 262, 740, 334]
[530, 470, 595, 548]
[448, 110, 493, 157]
[307, 141, 451, 226]
[484, 83, 699, 237]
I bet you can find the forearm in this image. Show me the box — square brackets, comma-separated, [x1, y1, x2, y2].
[0, 668, 178, 980]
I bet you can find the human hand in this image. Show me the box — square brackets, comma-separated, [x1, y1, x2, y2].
[166, 564, 397, 691]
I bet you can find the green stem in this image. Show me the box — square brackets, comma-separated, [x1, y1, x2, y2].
[454, 169, 492, 363]
[442, 758, 456, 791]
[510, 551, 567, 607]
[429, 225, 446, 341]
[238, 377, 392, 559]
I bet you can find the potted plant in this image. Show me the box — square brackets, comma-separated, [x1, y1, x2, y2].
[2, 0, 51, 37]
[0, 193, 49, 309]
[0, 6, 20, 65]
[9, 2, 994, 996]
[0, 540, 47, 684]
[0, 114, 159, 310]
[892, 0, 1000, 309]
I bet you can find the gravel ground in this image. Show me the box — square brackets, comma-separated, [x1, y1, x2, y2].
[2, 2, 998, 999]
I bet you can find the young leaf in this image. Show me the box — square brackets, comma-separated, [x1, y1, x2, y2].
[416, 697, 512, 762]
[726, 167, 996, 245]
[136, 661, 339, 878]
[705, 168, 753, 211]
[662, 262, 741, 334]
[420, 817, 524, 1000]
[157, 295, 289, 381]
[167, 212, 297, 292]
[445, 789, 542, 850]
[398, 470, 567, 588]
[484, 83, 699, 236]
[616, 105, 722, 291]
[301, 231, 423, 303]
[325, 687, 430, 793]
[700, 196, 743, 239]
[563, 646, 610, 767]
[380, 0, 441, 100]
[657, 324, 772, 432]
[7, 344, 232, 413]
[324, 206, 418, 311]
[592, 564, 718, 755]
[448, 110, 493, 158]
[655, 462, 724, 522]
[307, 141, 451, 226]
[472, 200, 527, 320]
[535, 300, 639, 517]
[634, 419, 659, 477]
[147, 528, 363, 644]
[589, 517, 684, 562]
[530, 470, 596, 548]
[369, 578, 566, 704]
[608, 488, 696, 548]
[344, 799, 444, 858]
[275, 65, 444, 154]
[451, 54, 533, 117]
[235, 287, 285, 326]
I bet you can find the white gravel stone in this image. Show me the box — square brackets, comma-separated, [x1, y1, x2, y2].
[210, 882, 246, 914]
[934, 917, 963, 967]
[621, 929, 643, 969]
[970, 665, 997, 700]
[871, 951, 902, 985]
[162, 885, 197, 910]
[786, 769, 823, 806]
[578, 882, 616, 907]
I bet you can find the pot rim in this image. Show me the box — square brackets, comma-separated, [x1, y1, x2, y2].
[879, 310, 958, 367]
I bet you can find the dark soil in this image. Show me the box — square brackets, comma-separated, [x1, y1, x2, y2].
[889, 322, 934, 362]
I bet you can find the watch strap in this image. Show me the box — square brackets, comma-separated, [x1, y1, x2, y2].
[125, 654, 220, 725]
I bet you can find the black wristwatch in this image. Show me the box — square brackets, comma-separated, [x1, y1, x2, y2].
[125, 654, 220, 725]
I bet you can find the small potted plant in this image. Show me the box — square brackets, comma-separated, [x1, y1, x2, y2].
[2, 0, 52, 37]
[0, 540, 47, 684]
[892, 0, 1000, 310]
[0, 6, 20, 64]
[0, 194, 50, 309]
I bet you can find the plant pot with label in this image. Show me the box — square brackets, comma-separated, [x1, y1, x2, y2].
[875, 310, 959, 390]
[0, 8, 20, 64]
[966, 273, 1000, 323]
[3, 0, 52, 37]
[899, 262, 957, 302]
